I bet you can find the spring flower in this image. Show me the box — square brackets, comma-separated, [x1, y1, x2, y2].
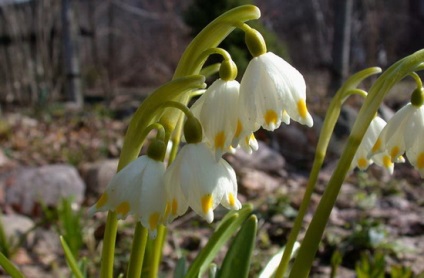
[238, 52, 313, 132]
[370, 102, 424, 176]
[350, 115, 400, 173]
[164, 142, 241, 223]
[191, 79, 241, 160]
[89, 155, 167, 238]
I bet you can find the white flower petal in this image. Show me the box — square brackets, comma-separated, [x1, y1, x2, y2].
[239, 52, 313, 131]
[164, 143, 240, 223]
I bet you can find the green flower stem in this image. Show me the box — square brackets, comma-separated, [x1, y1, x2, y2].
[126, 223, 148, 278]
[275, 67, 381, 278]
[173, 5, 260, 78]
[160, 5, 260, 139]
[409, 71, 423, 88]
[118, 75, 205, 170]
[193, 48, 232, 69]
[100, 211, 118, 278]
[148, 225, 167, 278]
[289, 50, 424, 278]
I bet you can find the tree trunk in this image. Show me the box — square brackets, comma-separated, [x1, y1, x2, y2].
[61, 0, 83, 109]
[329, 0, 353, 95]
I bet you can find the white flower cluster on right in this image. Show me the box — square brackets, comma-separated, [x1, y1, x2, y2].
[351, 88, 424, 177]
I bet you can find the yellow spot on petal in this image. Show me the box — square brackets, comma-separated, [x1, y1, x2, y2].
[297, 99, 308, 119]
[116, 201, 130, 215]
[417, 153, 424, 169]
[164, 202, 170, 218]
[372, 138, 382, 153]
[264, 110, 278, 126]
[234, 120, 243, 138]
[172, 199, 178, 215]
[96, 193, 108, 209]
[390, 146, 400, 159]
[214, 131, 225, 150]
[228, 193, 235, 207]
[357, 157, 368, 169]
[201, 194, 213, 214]
[149, 212, 160, 230]
[383, 155, 393, 168]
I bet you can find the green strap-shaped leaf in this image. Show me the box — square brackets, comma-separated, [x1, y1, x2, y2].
[218, 215, 258, 278]
[0, 252, 24, 278]
[173, 257, 187, 278]
[60, 236, 83, 278]
[185, 204, 253, 278]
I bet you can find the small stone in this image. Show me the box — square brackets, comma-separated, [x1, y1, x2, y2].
[240, 169, 281, 196]
[79, 159, 118, 197]
[226, 141, 285, 174]
[1, 214, 35, 245]
[5, 164, 85, 215]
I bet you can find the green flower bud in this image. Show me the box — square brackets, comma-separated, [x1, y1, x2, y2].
[147, 139, 166, 161]
[245, 28, 267, 57]
[184, 116, 203, 143]
[219, 59, 238, 81]
[411, 87, 424, 107]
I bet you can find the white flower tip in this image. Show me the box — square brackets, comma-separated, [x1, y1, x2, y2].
[203, 210, 214, 224]
[233, 199, 242, 210]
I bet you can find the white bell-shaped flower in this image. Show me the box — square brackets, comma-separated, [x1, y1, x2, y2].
[350, 116, 386, 171]
[370, 102, 424, 175]
[89, 155, 166, 238]
[164, 142, 241, 223]
[403, 104, 424, 177]
[191, 79, 241, 160]
[239, 52, 313, 132]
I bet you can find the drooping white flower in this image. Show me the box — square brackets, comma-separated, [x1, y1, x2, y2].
[239, 52, 313, 132]
[89, 155, 166, 238]
[164, 142, 241, 223]
[191, 79, 241, 160]
[350, 116, 386, 171]
[370, 102, 424, 176]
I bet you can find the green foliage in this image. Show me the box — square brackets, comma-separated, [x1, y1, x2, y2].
[356, 251, 386, 278]
[355, 251, 422, 278]
[183, 0, 288, 78]
[330, 250, 343, 278]
[0, 252, 25, 278]
[0, 213, 11, 259]
[57, 198, 84, 258]
[218, 215, 258, 278]
[185, 204, 253, 278]
[60, 236, 84, 278]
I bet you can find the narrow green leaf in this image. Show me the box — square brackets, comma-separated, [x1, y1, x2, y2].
[0, 251, 24, 278]
[185, 204, 253, 278]
[59, 236, 83, 278]
[259, 242, 300, 278]
[218, 215, 258, 278]
[173, 257, 187, 278]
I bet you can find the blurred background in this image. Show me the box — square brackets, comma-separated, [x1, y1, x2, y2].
[1, 1, 424, 277]
[0, 0, 423, 110]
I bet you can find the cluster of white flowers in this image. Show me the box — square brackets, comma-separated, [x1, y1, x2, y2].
[351, 88, 424, 176]
[90, 49, 314, 237]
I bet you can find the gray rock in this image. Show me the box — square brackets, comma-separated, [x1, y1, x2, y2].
[240, 169, 282, 196]
[5, 164, 85, 215]
[1, 214, 35, 245]
[79, 159, 118, 197]
[226, 141, 285, 174]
